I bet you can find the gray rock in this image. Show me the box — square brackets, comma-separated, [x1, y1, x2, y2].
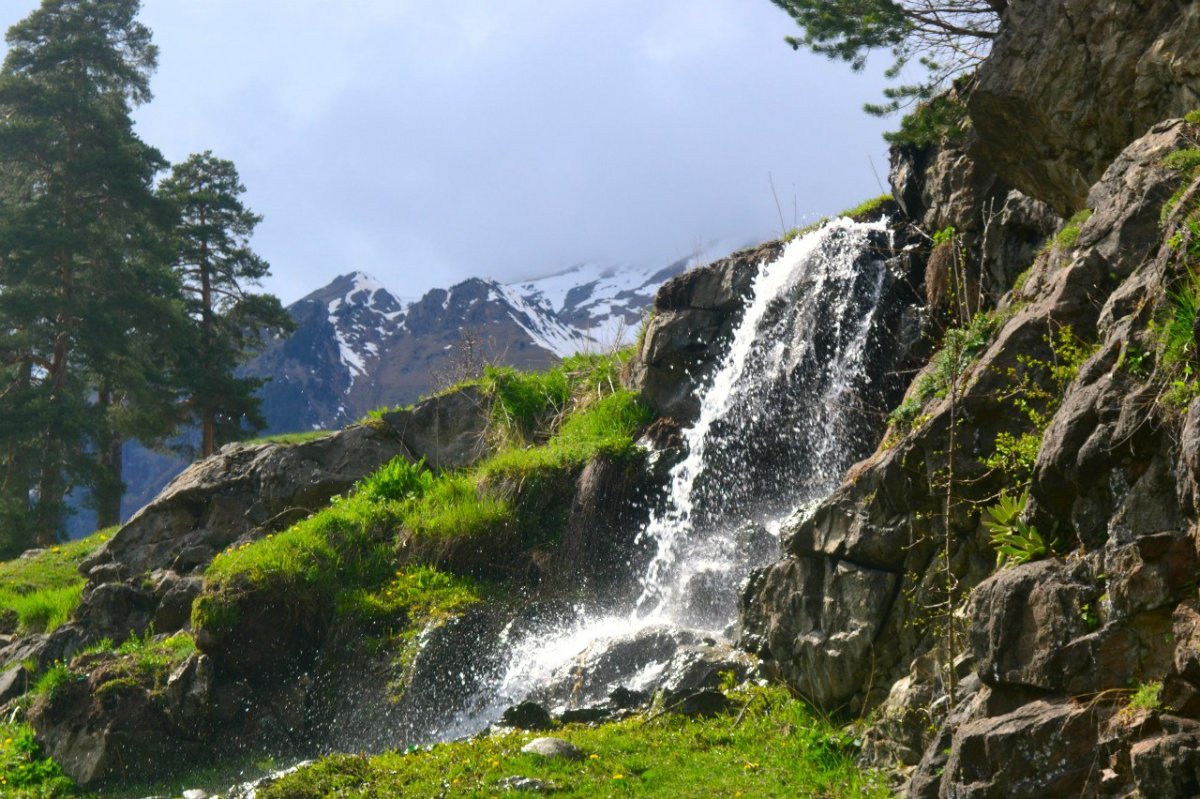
[0, 663, 30, 704]
[938, 699, 1113, 798]
[501, 701, 553, 731]
[496, 775, 555, 793]
[738, 554, 898, 709]
[1130, 731, 1200, 799]
[970, 0, 1200, 214]
[80, 421, 409, 582]
[520, 737, 583, 760]
[381, 385, 490, 471]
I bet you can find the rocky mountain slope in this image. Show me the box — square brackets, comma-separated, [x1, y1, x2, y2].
[102, 255, 709, 531]
[250, 256, 707, 435]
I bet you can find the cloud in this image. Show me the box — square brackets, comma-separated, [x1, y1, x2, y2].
[0, 0, 896, 304]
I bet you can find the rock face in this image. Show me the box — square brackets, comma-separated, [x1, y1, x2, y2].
[969, 0, 1200, 215]
[628, 244, 768, 421]
[740, 113, 1200, 797]
[80, 423, 412, 583]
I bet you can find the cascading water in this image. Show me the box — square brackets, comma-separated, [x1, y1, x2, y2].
[455, 216, 895, 722]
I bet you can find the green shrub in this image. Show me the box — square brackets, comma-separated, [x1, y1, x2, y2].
[31, 663, 73, 701]
[359, 457, 436, 504]
[1127, 680, 1163, 712]
[983, 492, 1055, 568]
[883, 91, 969, 148]
[1185, 109, 1200, 126]
[0, 721, 76, 796]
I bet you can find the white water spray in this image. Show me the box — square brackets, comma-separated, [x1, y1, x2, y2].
[474, 217, 891, 719]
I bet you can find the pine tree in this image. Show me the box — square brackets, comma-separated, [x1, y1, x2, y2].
[769, 0, 1003, 113]
[159, 152, 293, 458]
[0, 0, 182, 549]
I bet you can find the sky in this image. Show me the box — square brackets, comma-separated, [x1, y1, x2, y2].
[1, 1, 896, 305]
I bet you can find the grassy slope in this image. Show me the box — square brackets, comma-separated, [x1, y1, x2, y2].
[0, 528, 111, 635]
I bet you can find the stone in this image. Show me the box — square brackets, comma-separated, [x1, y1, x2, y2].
[495, 775, 555, 793]
[558, 707, 610, 724]
[608, 687, 649, 710]
[381, 385, 490, 471]
[737, 554, 898, 709]
[0, 663, 30, 705]
[182, 790, 209, 799]
[501, 701, 553, 731]
[673, 689, 731, 718]
[938, 699, 1113, 798]
[969, 0, 1200, 214]
[1130, 731, 1200, 798]
[520, 737, 583, 760]
[153, 573, 204, 634]
[79, 421, 409, 582]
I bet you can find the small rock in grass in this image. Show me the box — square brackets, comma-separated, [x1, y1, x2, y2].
[676, 689, 732, 718]
[520, 737, 583, 760]
[182, 790, 209, 799]
[496, 775, 555, 793]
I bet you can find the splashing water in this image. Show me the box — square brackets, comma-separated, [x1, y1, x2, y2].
[463, 217, 893, 724]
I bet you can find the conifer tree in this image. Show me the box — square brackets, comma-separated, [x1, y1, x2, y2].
[770, 0, 1002, 112]
[159, 152, 293, 458]
[0, 0, 182, 548]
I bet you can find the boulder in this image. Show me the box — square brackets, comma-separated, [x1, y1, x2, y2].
[520, 737, 583, 760]
[80, 422, 410, 582]
[937, 699, 1113, 798]
[380, 385, 490, 471]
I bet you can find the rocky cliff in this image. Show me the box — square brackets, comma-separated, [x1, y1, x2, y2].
[734, 2, 1200, 796]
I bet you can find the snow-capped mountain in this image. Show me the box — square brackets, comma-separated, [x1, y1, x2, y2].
[77, 247, 740, 536]
[248, 249, 736, 434]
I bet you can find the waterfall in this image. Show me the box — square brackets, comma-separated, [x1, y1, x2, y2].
[468, 217, 893, 715]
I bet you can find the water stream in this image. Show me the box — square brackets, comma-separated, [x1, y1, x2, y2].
[455, 216, 893, 724]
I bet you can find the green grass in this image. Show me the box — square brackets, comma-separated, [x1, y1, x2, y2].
[1040, 209, 1093, 255]
[783, 194, 893, 243]
[258, 684, 890, 799]
[244, 430, 334, 447]
[196, 353, 653, 639]
[0, 528, 111, 634]
[0, 721, 76, 797]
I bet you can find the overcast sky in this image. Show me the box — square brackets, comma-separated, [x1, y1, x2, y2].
[2, 1, 895, 304]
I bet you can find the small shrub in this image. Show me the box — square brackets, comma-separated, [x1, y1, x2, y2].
[0, 721, 76, 796]
[1040, 209, 1093, 255]
[883, 91, 969, 148]
[31, 662, 73, 701]
[1185, 109, 1200, 126]
[1127, 680, 1163, 712]
[359, 457, 435, 504]
[1151, 269, 1200, 407]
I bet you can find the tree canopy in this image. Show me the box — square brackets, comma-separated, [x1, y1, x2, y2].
[159, 152, 293, 458]
[0, 1, 290, 551]
[770, 0, 1004, 113]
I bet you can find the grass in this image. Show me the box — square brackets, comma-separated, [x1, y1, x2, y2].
[195, 354, 653, 636]
[0, 720, 76, 797]
[258, 684, 890, 799]
[1040, 209, 1093, 256]
[0, 528, 111, 634]
[245, 430, 334, 447]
